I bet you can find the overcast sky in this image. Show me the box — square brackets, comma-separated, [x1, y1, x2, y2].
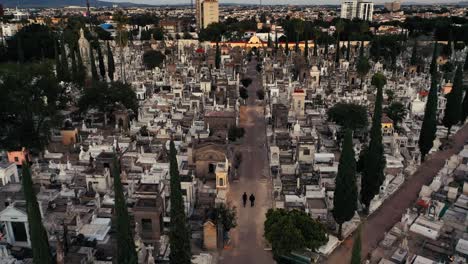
[104, 0, 455, 5]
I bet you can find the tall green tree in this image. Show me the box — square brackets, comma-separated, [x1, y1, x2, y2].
[335, 20, 344, 63]
[346, 38, 351, 61]
[430, 42, 438, 76]
[70, 47, 78, 83]
[96, 43, 106, 80]
[464, 51, 468, 71]
[60, 36, 70, 81]
[333, 129, 358, 240]
[304, 37, 309, 62]
[215, 42, 221, 69]
[410, 41, 418, 66]
[22, 163, 54, 264]
[89, 47, 98, 81]
[418, 76, 439, 160]
[285, 37, 289, 55]
[350, 228, 362, 264]
[75, 46, 86, 86]
[361, 73, 386, 213]
[274, 31, 279, 53]
[442, 65, 464, 137]
[107, 41, 115, 81]
[17, 36, 24, 63]
[461, 88, 468, 124]
[54, 40, 63, 80]
[313, 28, 319, 57]
[356, 56, 370, 89]
[112, 158, 138, 264]
[169, 140, 192, 263]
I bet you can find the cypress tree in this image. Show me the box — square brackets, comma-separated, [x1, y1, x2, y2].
[274, 31, 278, 53]
[464, 51, 468, 71]
[267, 33, 272, 48]
[112, 158, 138, 264]
[442, 65, 463, 137]
[90, 47, 98, 81]
[350, 228, 362, 264]
[447, 29, 453, 58]
[361, 73, 386, 213]
[97, 43, 106, 80]
[332, 129, 358, 240]
[324, 36, 329, 55]
[107, 41, 115, 81]
[54, 40, 63, 80]
[346, 38, 350, 61]
[17, 36, 24, 64]
[430, 42, 438, 76]
[169, 140, 192, 264]
[461, 88, 468, 123]
[60, 36, 70, 82]
[76, 46, 86, 87]
[418, 76, 439, 160]
[410, 41, 418, 66]
[304, 36, 309, 62]
[285, 38, 289, 55]
[359, 40, 364, 58]
[313, 37, 318, 57]
[70, 46, 78, 83]
[335, 37, 341, 63]
[215, 42, 221, 69]
[21, 163, 54, 264]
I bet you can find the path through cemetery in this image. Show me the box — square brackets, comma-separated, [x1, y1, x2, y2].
[219, 58, 273, 264]
[326, 124, 468, 264]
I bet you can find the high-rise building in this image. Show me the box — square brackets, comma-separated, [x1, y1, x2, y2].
[196, 0, 219, 30]
[384, 0, 401, 12]
[340, 0, 374, 22]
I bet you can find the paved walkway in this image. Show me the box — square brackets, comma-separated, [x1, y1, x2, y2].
[326, 124, 468, 264]
[219, 58, 273, 264]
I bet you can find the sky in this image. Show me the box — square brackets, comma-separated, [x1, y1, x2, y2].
[105, 0, 456, 5]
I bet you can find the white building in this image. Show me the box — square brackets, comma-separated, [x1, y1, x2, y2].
[341, 0, 374, 21]
[0, 163, 19, 186]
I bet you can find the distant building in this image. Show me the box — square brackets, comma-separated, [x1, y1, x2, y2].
[196, 0, 219, 30]
[384, 0, 401, 12]
[341, 0, 374, 21]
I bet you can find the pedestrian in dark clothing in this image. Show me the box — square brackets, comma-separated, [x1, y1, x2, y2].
[242, 192, 248, 207]
[249, 194, 255, 207]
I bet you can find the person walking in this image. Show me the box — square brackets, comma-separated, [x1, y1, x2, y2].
[249, 193, 255, 207]
[242, 192, 248, 207]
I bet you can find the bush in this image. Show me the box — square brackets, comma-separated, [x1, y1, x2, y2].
[142, 49, 165, 69]
[239, 87, 249, 100]
[228, 126, 245, 142]
[256, 89, 265, 100]
[241, 78, 252, 87]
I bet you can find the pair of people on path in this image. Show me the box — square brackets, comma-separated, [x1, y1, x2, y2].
[242, 192, 255, 207]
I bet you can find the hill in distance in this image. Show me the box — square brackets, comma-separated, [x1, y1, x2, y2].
[1, 0, 153, 8]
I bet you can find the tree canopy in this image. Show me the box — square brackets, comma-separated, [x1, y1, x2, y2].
[78, 81, 138, 115]
[264, 209, 328, 260]
[385, 102, 408, 128]
[142, 49, 165, 69]
[442, 65, 464, 135]
[6, 24, 56, 62]
[0, 62, 68, 152]
[327, 103, 368, 131]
